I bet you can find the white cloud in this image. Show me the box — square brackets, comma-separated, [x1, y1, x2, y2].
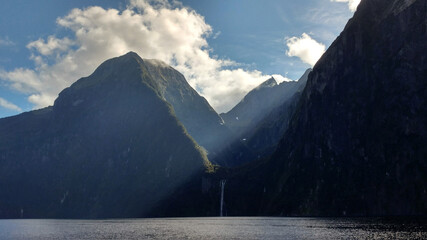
[0, 37, 14, 47]
[272, 74, 293, 83]
[286, 33, 326, 67]
[27, 36, 74, 56]
[0, 97, 21, 112]
[331, 0, 361, 12]
[212, 31, 221, 39]
[0, 0, 279, 113]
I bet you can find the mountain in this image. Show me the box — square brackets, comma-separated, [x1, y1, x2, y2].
[217, 70, 309, 164]
[262, 0, 427, 216]
[221, 74, 307, 137]
[0, 52, 213, 218]
[243, 69, 310, 158]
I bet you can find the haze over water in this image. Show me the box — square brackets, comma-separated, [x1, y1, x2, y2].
[1, 217, 426, 239]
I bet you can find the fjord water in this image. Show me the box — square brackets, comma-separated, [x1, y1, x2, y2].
[1, 217, 426, 239]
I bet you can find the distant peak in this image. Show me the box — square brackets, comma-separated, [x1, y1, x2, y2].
[258, 77, 278, 89]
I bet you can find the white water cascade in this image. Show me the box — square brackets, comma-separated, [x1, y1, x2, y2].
[220, 179, 226, 217]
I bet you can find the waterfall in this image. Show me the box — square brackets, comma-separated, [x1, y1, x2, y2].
[220, 179, 226, 217]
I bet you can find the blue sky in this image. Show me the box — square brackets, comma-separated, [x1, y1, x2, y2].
[0, 0, 357, 118]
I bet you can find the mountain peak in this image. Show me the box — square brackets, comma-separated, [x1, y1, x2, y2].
[92, 51, 144, 73]
[115, 52, 170, 69]
[122, 51, 141, 59]
[112, 51, 144, 64]
[257, 77, 278, 89]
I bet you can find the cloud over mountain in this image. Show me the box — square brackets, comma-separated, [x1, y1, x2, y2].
[0, 0, 275, 113]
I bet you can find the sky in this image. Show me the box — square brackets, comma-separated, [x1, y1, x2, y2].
[0, 0, 359, 118]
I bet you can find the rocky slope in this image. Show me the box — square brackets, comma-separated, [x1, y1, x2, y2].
[0, 52, 212, 218]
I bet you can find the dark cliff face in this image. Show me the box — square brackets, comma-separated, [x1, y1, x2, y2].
[0, 52, 212, 218]
[263, 0, 427, 216]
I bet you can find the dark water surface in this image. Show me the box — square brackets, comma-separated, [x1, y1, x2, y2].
[0, 217, 426, 239]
